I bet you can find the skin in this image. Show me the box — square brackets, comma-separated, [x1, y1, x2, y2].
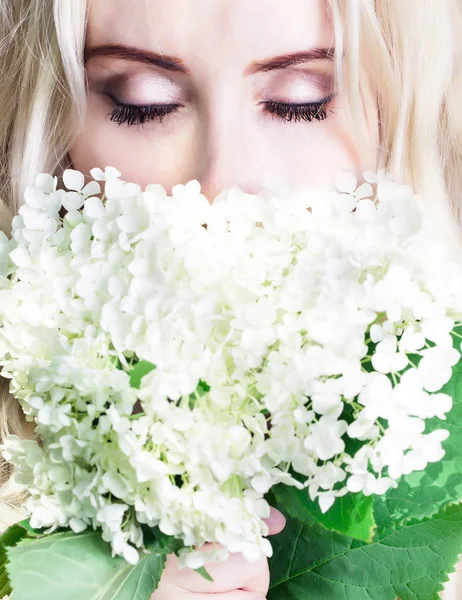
[153, 510, 286, 599]
[70, 1, 379, 596]
[71, 0, 378, 201]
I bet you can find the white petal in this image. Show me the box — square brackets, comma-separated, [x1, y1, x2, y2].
[63, 169, 85, 191]
[184, 551, 206, 570]
[122, 183, 142, 199]
[105, 179, 126, 199]
[117, 214, 141, 233]
[105, 166, 122, 179]
[370, 324, 384, 343]
[346, 474, 365, 493]
[185, 179, 202, 194]
[362, 170, 378, 183]
[123, 544, 140, 565]
[251, 472, 272, 494]
[10, 247, 31, 267]
[35, 173, 56, 193]
[355, 199, 377, 221]
[90, 167, 106, 181]
[82, 181, 102, 196]
[69, 517, 87, 533]
[318, 494, 336, 513]
[62, 191, 85, 212]
[371, 477, 395, 494]
[431, 393, 453, 420]
[24, 187, 46, 209]
[84, 197, 106, 219]
[333, 193, 357, 214]
[354, 182, 374, 199]
[334, 172, 357, 193]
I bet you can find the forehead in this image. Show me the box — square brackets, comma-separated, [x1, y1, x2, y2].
[86, 0, 334, 68]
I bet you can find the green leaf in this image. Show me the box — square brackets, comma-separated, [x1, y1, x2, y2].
[129, 360, 157, 389]
[0, 523, 30, 548]
[268, 501, 462, 600]
[18, 518, 42, 537]
[99, 553, 165, 600]
[140, 524, 184, 555]
[188, 379, 211, 408]
[0, 523, 31, 598]
[373, 352, 462, 536]
[274, 484, 376, 543]
[6, 529, 166, 600]
[194, 566, 215, 582]
[196, 380, 210, 396]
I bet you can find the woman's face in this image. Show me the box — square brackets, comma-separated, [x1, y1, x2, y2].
[70, 0, 378, 200]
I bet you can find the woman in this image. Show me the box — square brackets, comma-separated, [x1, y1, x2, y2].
[0, 0, 461, 598]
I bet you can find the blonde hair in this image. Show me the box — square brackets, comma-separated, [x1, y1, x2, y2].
[0, 0, 461, 574]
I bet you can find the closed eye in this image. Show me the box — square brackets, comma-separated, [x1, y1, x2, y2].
[261, 95, 335, 123]
[106, 94, 182, 126]
[106, 93, 335, 127]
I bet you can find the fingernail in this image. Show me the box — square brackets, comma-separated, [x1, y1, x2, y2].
[264, 507, 286, 532]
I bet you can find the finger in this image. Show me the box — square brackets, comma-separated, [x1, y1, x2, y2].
[182, 593, 266, 600]
[160, 548, 269, 594]
[264, 506, 286, 536]
[154, 586, 266, 600]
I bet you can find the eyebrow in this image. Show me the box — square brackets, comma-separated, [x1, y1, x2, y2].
[246, 47, 335, 75]
[84, 44, 335, 75]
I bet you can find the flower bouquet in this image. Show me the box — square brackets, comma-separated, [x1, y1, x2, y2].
[0, 166, 460, 600]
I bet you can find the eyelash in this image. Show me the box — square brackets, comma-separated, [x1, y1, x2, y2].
[107, 94, 334, 127]
[262, 95, 334, 123]
[107, 97, 181, 126]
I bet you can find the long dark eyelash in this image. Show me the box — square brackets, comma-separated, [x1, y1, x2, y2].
[263, 95, 334, 123]
[107, 94, 334, 127]
[107, 96, 181, 127]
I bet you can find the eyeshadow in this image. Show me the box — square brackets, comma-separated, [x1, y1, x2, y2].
[109, 74, 183, 105]
[257, 70, 334, 103]
[88, 71, 185, 105]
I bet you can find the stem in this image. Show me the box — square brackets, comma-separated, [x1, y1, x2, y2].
[129, 412, 145, 421]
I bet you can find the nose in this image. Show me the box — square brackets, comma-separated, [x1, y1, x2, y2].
[193, 102, 264, 203]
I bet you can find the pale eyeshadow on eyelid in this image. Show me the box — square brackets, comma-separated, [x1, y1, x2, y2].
[263, 70, 334, 102]
[86, 62, 186, 104]
[112, 74, 185, 104]
[277, 80, 329, 102]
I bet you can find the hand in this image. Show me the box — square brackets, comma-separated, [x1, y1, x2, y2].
[151, 507, 286, 599]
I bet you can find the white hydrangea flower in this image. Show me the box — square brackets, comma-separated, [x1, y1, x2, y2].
[0, 167, 459, 566]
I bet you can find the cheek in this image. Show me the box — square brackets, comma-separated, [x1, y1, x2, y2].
[70, 94, 373, 193]
[271, 119, 362, 189]
[69, 96, 198, 190]
[268, 90, 378, 190]
[301, 125, 360, 185]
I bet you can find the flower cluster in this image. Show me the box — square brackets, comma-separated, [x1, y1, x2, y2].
[0, 167, 460, 567]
